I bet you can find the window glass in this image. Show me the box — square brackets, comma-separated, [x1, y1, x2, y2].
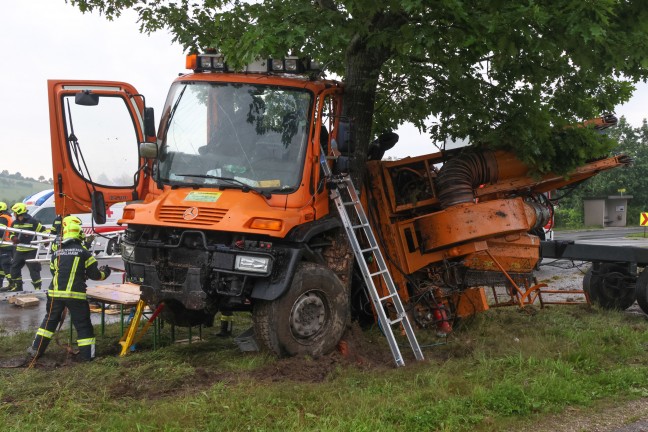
[62, 95, 139, 187]
[32, 206, 56, 225]
[158, 82, 313, 192]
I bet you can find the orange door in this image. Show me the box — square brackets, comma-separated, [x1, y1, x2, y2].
[48, 80, 150, 216]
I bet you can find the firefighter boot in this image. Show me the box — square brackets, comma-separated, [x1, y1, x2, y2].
[77, 343, 96, 362]
[9, 281, 23, 292]
[28, 335, 52, 360]
[26, 345, 40, 359]
[33, 281, 42, 291]
[0, 276, 10, 292]
[216, 316, 233, 338]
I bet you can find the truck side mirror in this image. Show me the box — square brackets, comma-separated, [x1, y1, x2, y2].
[144, 107, 156, 138]
[75, 91, 99, 106]
[91, 191, 107, 224]
[336, 120, 353, 153]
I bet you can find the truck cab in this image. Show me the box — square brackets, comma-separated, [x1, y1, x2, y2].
[47, 55, 352, 357]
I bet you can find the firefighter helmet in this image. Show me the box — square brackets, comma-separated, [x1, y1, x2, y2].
[11, 203, 27, 215]
[62, 216, 84, 240]
[62, 219, 84, 241]
[62, 215, 82, 226]
[0, 202, 7, 212]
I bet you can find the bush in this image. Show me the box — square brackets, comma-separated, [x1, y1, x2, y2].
[554, 207, 583, 229]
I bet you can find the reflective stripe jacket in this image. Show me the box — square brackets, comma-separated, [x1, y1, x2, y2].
[0, 213, 12, 249]
[49, 239, 107, 300]
[10, 213, 46, 252]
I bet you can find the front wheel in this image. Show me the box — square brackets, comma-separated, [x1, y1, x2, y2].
[253, 262, 350, 358]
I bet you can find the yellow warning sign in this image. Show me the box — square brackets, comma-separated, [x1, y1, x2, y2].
[641, 212, 648, 226]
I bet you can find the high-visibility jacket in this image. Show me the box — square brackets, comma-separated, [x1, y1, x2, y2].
[0, 213, 12, 249]
[10, 213, 46, 252]
[49, 239, 108, 300]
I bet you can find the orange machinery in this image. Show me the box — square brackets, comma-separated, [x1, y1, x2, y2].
[363, 148, 631, 332]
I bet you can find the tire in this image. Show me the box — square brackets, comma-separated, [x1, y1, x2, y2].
[582, 270, 593, 301]
[253, 262, 350, 357]
[106, 238, 117, 256]
[635, 269, 648, 315]
[583, 263, 636, 310]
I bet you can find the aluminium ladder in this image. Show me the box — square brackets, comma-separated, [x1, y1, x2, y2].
[321, 155, 424, 367]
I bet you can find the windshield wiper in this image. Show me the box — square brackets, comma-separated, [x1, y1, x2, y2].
[168, 181, 201, 190]
[175, 174, 272, 199]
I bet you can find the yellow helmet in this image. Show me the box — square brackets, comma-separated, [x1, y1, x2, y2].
[62, 215, 82, 226]
[62, 216, 84, 241]
[11, 203, 27, 215]
[0, 202, 7, 212]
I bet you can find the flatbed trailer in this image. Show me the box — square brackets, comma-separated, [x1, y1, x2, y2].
[540, 240, 648, 314]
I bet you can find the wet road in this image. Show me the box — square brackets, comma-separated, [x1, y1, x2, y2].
[554, 227, 648, 243]
[0, 257, 125, 335]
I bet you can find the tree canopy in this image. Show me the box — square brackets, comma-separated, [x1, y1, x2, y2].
[70, 0, 648, 174]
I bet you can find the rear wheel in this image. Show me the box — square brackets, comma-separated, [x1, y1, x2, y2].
[635, 269, 648, 315]
[253, 262, 350, 357]
[583, 263, 636, 310]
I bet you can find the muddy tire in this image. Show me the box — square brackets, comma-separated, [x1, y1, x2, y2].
[253, 262, 350, 357]
[583, 263, 636, 310]
[635, 269, 648, 315]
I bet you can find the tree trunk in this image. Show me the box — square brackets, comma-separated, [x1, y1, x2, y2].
[342, 35, 388, 186]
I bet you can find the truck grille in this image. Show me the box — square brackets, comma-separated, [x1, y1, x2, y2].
[158, 206, 228, 225]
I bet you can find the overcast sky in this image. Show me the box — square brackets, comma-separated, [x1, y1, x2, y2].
[1, 0, 646, 179]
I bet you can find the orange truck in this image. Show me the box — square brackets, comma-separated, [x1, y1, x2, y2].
[47, 54, 648, 358]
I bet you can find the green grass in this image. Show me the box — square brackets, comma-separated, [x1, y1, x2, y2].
[1, 305, 648, 431]
[626, 231, 648, 239]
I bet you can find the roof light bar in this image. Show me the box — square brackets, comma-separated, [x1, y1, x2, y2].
[186, 53, 321, 75]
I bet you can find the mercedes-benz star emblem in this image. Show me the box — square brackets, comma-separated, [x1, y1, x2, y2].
[183, 207, 199, 220]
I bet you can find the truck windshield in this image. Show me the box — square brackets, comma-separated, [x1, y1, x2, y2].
[157, 81, 313, 192]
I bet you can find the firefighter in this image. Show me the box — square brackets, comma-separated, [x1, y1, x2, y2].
[6, 202, 47, 291]
[0, 202, 13, 289]
[27, 216, 111, 362]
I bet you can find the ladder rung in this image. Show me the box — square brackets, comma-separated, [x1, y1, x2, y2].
[379, 292, 398, 302]
[342, 200, 360, 206]
[388, 316, 403, 326]
[361, 246, 379, 253]
[351, 223, 370, 230]
[369, 269, 388, 277]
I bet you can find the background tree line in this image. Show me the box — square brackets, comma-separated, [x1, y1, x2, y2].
[553, 117, 648, 228]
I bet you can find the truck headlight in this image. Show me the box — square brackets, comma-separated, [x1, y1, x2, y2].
[235, 255, 270, 273]
[121, 243, 135, 261]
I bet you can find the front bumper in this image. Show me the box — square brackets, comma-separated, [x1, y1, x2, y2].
[124, 241, 302, 310]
